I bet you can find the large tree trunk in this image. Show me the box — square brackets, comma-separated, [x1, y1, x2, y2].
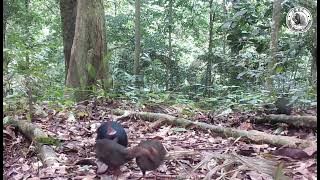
[134, 0, 142, 89]
[266, 0, 281, 91]
[59, 0, 77, 84]
[204, 0, 214, 97]
[66, 0, 106, 101]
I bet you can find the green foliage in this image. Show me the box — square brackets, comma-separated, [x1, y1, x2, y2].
[3, 0, 316, 113]
[4, 0, 64, 109]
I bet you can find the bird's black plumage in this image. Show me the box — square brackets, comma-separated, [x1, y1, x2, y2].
[275, 97, 292, 115]
[96, 121, 128, 147]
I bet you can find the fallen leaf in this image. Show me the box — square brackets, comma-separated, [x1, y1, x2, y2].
[22, 164, 30, 171]
[157, 164, 167, 173]
[96, 161, 108, 174]
[32, 161, 43, 170]
[74, 175, 97, 180]
[239, 122, 253, 130]
[67, 112, 76, 122]
[207, 137, 216, 143]
[248, 170, 274, 180]
[172, 127, 187, 132]
[27, 177, 40, 180]
[303, 145, 317, 156]
[12, 173, 24, 180]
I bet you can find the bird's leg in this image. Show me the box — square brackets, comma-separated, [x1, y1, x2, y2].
[137, 171, 146, 180]
[112, 167, 122, 177]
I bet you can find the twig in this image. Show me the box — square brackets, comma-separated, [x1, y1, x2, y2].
[204, 159, 234, 180]
[192, 153, 216, 172]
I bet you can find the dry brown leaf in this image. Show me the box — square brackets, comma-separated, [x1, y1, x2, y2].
[32, 161, 43, 169]
[21, 164, 30, 171]
[303, 145, 317, 156]
[292, 161, 315, 179]
[12, 173, 24, 180]
[55, 166, 67, 175]
[96, 161, 108, 174]
[252, 144, 269, 150]
[74, 175, 97, 180]
[239, 122, 253, 131]
[4, 125, 16, 139]
[247, 170, 273, 180]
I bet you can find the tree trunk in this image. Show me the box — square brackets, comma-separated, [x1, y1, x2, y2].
[311, 46, 317, 90]
[222, 0, 227, 55]
[114, 1, 117, 16]
[24, 0, 34, 120]
[3, 0, 9, 74]
[59, 0, 77, 84]
[168, 0, 173, 91]
[310, 11, 317, 91]
[205, 0, 214, 97]
[266, 0, 281, 91]
[134, 0, 142, 89]
[65, 0, 106, 101]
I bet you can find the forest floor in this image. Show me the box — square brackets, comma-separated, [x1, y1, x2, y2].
[3, 98, 317, 179]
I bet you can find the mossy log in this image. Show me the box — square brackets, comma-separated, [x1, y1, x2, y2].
[7, 119, 59, 166]
[255, 114, 317, 128]
[112, 109, 315, 149]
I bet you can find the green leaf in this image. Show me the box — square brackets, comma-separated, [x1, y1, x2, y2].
[233, 10, 247, 18]
[275, 66, 284, 73]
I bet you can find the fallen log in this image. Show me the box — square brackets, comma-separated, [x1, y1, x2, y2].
[112, 109, 315, 149]
[7, 118, 59, 166]
[255, 114, 317, 128]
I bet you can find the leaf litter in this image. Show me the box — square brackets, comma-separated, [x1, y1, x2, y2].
[3, 98, 317, 179]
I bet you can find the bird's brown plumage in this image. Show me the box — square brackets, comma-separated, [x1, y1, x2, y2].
[133, 140, 167, 176]
[95, 138, 134, 174]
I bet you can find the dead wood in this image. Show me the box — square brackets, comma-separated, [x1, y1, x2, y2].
[255, 114, 317, 128]
[8, 119, 59, 166]
[112, 109, 316, 149]
[149, 119, 166, 130]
